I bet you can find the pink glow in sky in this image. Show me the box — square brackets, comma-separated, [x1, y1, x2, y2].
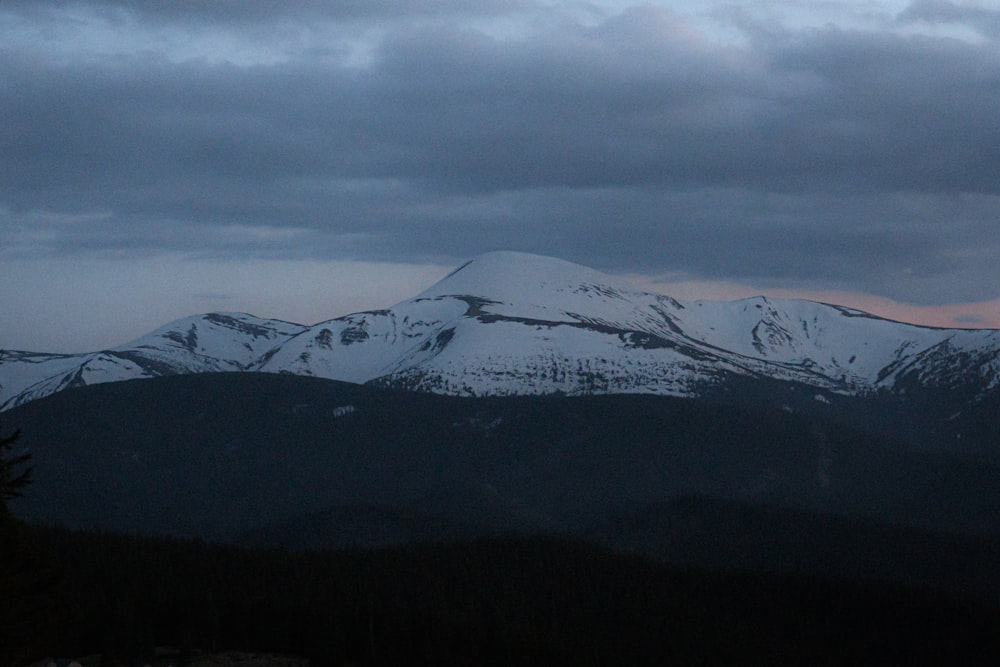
[639, 278, 1000, 330]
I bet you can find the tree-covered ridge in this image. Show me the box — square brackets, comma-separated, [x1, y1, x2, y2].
[4, 371, 999, 664]
[9, 372, 1000, 545]
[17, 526, 1000, 666]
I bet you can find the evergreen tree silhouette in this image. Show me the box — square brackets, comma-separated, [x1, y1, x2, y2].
[1, 424, 63, 667]
[1, 426, 33, 513]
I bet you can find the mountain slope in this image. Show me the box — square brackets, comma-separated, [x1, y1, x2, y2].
[2, 251, 999, 410]
[0, 313, 305, 410]
[6, 372, 1000, 603]
[6, 372, 999, 538]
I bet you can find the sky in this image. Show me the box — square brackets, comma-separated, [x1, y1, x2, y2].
[2, 0, 999, 352]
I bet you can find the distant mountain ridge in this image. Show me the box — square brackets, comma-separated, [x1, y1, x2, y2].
[3, 251, 999, 411]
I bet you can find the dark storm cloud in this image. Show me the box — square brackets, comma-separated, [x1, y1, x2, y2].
[2, 1, 999, 305]
[372, 16, 1000, 194]
[898, 0, 1000, 38]
[5, 13, 996, 195]
[1, 0, 534, 24]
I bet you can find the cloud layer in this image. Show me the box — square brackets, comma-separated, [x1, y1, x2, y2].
[2, 0, 999, 310]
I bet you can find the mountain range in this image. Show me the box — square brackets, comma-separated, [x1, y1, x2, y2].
[3, 251, 999, 413]
[5, 251, 1000, 597]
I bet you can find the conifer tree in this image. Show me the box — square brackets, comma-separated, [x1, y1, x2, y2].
[1, 349, 33, 517]
[1, 424, 61, 667]
[1, 426, 33, 517]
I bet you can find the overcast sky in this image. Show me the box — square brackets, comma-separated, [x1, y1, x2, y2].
[2, 0, 999, 352]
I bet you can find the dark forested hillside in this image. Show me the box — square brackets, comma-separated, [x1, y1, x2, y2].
[7, 372, 1000, 544]
[20, 526, 1000, 666]
[5, 372, 1000, 664]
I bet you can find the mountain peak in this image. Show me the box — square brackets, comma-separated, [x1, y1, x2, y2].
[416, 251, 635, 303]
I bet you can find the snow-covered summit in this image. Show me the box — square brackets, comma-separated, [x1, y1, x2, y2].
[418, 251, 629, 300]
[2, 252, 999, 411]
[413, 251, 675, 332]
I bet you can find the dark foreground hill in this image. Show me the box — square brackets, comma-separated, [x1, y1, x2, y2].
[7, 371, 1000, 535]
[18, 527, 1000, 666]
[5, 371, 1000, 599]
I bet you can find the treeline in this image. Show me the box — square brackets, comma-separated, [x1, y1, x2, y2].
[11, 524, 1000, 666]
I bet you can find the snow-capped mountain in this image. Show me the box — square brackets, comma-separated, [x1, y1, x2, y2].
[2, 251, 999, 411]
[0, 313, 305, 411]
